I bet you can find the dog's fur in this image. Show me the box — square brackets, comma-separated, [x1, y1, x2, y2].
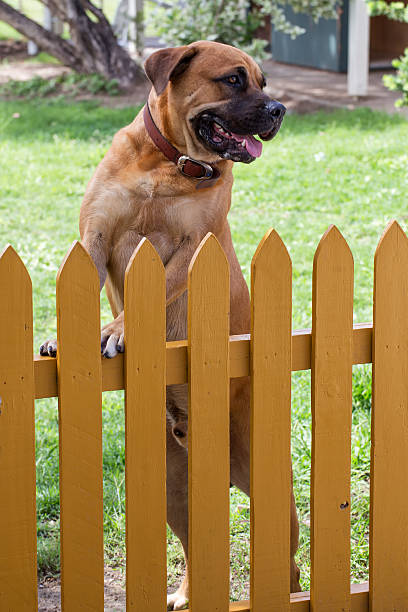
[41, 40, 301, 609]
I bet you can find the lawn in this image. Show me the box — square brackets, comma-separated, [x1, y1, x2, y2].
[0, 99, 407, 598]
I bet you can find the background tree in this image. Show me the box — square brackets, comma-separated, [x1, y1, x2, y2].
[0, 0, 145, 89]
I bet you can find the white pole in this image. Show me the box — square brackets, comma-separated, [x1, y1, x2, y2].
[128, 0, 144, 56]
[44, 5, 52, 30]
[347, 0, 370, 96]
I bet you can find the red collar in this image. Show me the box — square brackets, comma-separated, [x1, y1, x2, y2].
[143, 104, 220, 190]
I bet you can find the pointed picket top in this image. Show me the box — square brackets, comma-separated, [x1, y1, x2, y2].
[251, 228, 291, 286]
[56, 240, 99, 288]
[374, 219, 408, 264]
[313, 224, 353, 269]
[124, 237, 165, 298]
[188, 232, 228, 279]
[0, 243, 31, 289]
[0, 244, 33, 363]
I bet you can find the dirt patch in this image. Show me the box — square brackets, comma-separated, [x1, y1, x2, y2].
[38, 567, 126, 611]
[0, 59, 71, 85]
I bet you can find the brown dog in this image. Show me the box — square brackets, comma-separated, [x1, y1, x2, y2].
[40, 40, 301, 608]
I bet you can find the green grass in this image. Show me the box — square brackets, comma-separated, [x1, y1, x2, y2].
[0, 99, 407, 595]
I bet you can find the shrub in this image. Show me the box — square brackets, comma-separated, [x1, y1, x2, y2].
[148, 0, 339, 62]
[367, 0, 408, 107]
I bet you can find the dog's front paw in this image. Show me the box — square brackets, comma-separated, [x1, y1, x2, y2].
[39, 338, 58, 357]
[167, 591, 189, 611]
[101, 314, 124, 359]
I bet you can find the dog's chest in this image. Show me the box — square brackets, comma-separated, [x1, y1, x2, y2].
[163, 194, 220, 237]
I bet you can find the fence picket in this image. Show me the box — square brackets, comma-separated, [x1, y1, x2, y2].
[250, 229, 292, 611]
[56, 241, 103, 611]
[370, 220, 408, 610]
[188, 233, 230, 612]
[310, 226, 353, 611]
[124, 238, 167, 611]
[0, 246, 37, 611]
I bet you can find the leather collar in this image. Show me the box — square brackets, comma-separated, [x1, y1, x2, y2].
[143, 103, 220, 190]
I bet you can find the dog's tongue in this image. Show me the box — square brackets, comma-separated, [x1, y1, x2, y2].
[231, 132, 263, 158]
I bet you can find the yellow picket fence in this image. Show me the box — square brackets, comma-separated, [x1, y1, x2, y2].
[0, 220, 408, 611]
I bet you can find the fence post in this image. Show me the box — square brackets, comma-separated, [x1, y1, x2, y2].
[0, 246, 37, 611]
[124, 238, 167, 611]
[56, 241, 104, 611]
[370, 220, 408, 610]
[188, 233, 230, 612]
[250, 229, 292, 611]
[310, 226, 354, 611]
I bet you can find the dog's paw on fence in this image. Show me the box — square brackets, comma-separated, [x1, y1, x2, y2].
[39, 338, 57, 357]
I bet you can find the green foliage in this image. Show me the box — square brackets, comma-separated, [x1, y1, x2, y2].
[0, 99, 407, 590]
[366, 0, 408, 107]
[367, 0, 408, 21]
[383, 49, 408, 107]
[148, 0, 338, 62]
[0, 73, 120, 100]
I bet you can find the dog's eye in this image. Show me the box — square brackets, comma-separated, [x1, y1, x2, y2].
[225, 75, 240, 86]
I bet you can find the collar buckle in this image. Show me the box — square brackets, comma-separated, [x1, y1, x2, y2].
[177, 155, 214, 180]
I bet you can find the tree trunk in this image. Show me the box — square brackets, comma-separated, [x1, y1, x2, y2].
[0, 0, 146, 89]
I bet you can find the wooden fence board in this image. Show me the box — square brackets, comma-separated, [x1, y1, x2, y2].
[310, 226, 354, 611]
[370, 220, 408, 610]
[188, 233, 230, 612]
[0, 246, 37, 611]
[56, 241, 103, 611]
[124, 238, 167, 611]
[250, 229, 292, 611]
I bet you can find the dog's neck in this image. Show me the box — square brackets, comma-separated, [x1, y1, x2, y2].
[146, 92, 229, 189]
[144, 103, 221, 188]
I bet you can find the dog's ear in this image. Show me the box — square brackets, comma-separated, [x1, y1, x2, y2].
[144, 46, 198, 95]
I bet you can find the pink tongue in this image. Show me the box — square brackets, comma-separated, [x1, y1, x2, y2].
[231, 132, 263, 158]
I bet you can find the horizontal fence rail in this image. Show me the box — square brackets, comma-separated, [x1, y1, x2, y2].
[33, 323, 373, 399]
[3, 220, 408, 612]
[34, 323, 373, 399]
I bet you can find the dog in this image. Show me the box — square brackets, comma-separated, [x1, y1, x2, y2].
[40, 40, 301, 609]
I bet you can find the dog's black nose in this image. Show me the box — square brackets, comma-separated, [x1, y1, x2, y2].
[265, 100, 286, 121]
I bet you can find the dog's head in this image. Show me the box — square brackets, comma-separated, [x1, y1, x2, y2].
[144, 41, 285, 164]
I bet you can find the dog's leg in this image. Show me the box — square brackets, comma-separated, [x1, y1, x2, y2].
[166, 419, 190, 611]
[229, 378, 302, 593]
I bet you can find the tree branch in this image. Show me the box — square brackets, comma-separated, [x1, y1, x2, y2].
[0, 0, 85, 70]
[0, 0, 145, 88]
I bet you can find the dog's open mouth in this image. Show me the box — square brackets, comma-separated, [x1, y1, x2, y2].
[193, 113, 281, 163]
[212, 121, 264, 158]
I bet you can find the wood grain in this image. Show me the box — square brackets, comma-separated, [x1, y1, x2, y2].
[56, 241, 103, 611]
[124, 238, 167, 611]
[370, 220, 408, 610]
[0, 245, 37, 611]
[250, 229, 292, 611]
[310, 226, 354, 611]
[188, 233, 230, 612]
